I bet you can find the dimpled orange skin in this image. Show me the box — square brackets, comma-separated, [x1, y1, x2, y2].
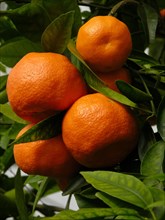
[14, 124, 81, 190]
[62, 93, 139, 168]
[7, 52, 87, 123]
[76, 16, 132, 73]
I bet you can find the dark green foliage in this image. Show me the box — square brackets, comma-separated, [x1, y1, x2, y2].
[0, 0, 164, 219]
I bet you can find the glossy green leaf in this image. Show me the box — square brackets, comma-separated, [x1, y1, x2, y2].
[142, 3, 158, 43]
[157, 96, 165, 141]
[81, 171, 153, 209]
[116, 80, 152, 102]
[0, 37, 43, 67]
[41, 11, 74, 53]
[41, 207, 143, 220]
[0, 103, 27, 124]
[15, 169, 28, 220]
[11, 111, 65, 145]
[140, 140, 165, 176]
[68, 40, 138, 109]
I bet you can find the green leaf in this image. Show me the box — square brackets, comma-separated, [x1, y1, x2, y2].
[32, 177, 49, 213]
[0, 75, 8, 91]
[41, 11, 74, 53]
[15, 168, 28, 220]
[0, 146, 14, 172]
[116, 80, 152, 103]
[24, 175, 46, 190]
[137, 4, 149, 47]
[0, 16, 19, 42]
[0, 103, 27, 124]
[149, 38, 165, 63]
[96, 191, 131, 208]
[33, 0, 81, 37]
[0, 2, 51, 42]
[140, 140, 165, 176]
[79, 187, 97, 200]
[67, 40, 138, 109]
[41, 207, 143, 220]
[138, 123, 156, 161]
[0, 62, 6, 73]
[142, 3, 158, 44]
[149, 187, 165, 220]
[7, 122, 25, 140]
[0, 37, 43, 67]
[11, 111, 64, 145]
[147, 201, 165, 209]
[0, 191, 18, 219]
[74, 194, 101, 209]
[81, 171, 153, 209]
[157, 96, 165, 141]
[0, 89, 8, 104]
[130, 50, 158, 66]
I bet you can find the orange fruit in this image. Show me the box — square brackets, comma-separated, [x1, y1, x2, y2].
[14, 124, 81, 190]
[160, 9, 165, 18]
[7, 52, 87, 123]
[76, 15, 132, 73]
[62, 93, 139, 168]
[90, 67, 132, 93]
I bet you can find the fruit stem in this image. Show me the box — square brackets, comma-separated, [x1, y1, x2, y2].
[65, 193, 72, 210]
[109, 0, 139, 16]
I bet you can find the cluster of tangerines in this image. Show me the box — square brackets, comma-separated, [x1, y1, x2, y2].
[7, 15, 139, 190]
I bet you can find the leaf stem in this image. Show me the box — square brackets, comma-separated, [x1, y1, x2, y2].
[109, 0, 139, 16]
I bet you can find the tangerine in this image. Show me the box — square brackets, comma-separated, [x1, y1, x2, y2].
[76, 15, 132, 73]
[14, 124, 81, 190]
[62, 93, 139, 168]
[7, 52, 87, 123]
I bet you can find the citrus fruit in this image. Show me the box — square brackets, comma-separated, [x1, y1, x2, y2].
[14, 124, 81, 190]
[160, 9, 165, 18]
[7, 52, 87, 123]
[91, 67, 132, 93]
[62, 93, 139, 168]
[76, 15, 132, 73]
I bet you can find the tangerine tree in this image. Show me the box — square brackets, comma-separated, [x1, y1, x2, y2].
[0, 0, 165, 220]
